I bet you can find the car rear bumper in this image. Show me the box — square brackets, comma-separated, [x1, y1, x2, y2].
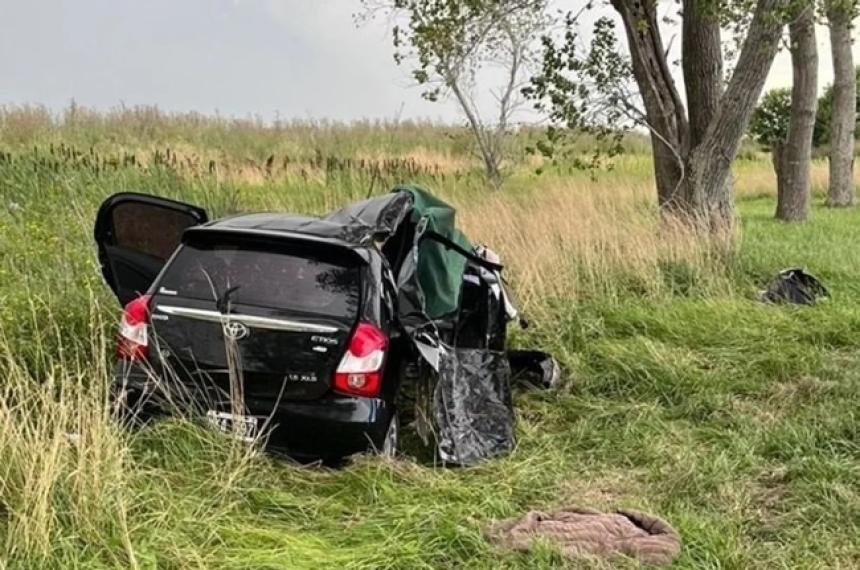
[246, 393, 393, 458]
[112, 363, 393, 459]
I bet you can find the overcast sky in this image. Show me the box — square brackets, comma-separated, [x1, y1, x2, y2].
[0, 0, 857, 123]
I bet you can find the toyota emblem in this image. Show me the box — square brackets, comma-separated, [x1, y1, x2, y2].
[223, 321, 250, 340]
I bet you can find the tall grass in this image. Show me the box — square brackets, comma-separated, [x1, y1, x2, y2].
[0, 103, 654, 166]
[1, 114, 860, 568]
[0, 292, 270, 568]
[460, 172, 733, 308]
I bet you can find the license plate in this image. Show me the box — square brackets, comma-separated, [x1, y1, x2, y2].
[206, 410, 258, 442]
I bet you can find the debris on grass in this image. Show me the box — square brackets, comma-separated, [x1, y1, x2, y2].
[484, 505, 681, 566]
[508, 350, 561, 390]
[760, 268, 828, 305]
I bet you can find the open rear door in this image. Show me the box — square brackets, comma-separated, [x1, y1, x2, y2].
[94, 192, 208, 306]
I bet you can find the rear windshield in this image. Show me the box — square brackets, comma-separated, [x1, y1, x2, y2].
[158, 238, 361, 318]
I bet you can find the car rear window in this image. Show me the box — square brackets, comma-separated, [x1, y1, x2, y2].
[157, 238, 361, 318]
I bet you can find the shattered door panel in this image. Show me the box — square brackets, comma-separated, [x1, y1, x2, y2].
[434, 347, 514, 466]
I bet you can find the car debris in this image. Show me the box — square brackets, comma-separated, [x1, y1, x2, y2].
[508, 350, 562, 390]
[94, 185, 555, 465]
[759, 268, 828, 305]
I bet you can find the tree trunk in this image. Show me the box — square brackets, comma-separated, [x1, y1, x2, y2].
[612, 0, 788, 231]
[772, 141, 789, 216]
[776, 5, 818, 222]
[680, 0, 790, 231]
[610, 0, 688, 209]
[445, 67, 504, 189]
[772, 142, 785, 182]
[682, 0, 733, 222]
[682, 0, 723, 149]
[826, 0, 857, 207]
[483, 153, 503, 189]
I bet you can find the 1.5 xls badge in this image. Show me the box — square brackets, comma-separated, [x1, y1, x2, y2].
[285, 373, 316, 383]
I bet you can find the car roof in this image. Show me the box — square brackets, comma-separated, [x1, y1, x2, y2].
[207, 212, 351, 238]
[189, 191, 415, 250]
[186, 213, 368, 252]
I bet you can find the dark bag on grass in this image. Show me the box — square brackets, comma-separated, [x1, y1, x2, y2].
[760, 268, 828, 305]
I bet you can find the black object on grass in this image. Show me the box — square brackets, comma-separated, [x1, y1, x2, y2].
[760, 268, 829, 305]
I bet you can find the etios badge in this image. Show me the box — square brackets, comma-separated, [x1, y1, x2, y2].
[224, 321, 250, 340]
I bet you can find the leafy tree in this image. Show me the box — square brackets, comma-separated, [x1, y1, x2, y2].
[750, 89, 792, 149]
[526, 0, 792, 232]
[359, 0, 548, 188]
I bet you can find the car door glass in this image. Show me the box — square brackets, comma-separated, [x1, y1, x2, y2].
[111, 202, 200, 261]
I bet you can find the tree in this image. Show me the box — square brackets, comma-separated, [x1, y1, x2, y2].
[360, 0, 547, 188]
[774, 4, 818, 222]
[824, 0, 858, 207]
[813, 66, 860, 148]
[528, 0, 791, 232]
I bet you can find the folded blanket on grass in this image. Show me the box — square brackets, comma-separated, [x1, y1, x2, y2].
[484, 506, 681, 566]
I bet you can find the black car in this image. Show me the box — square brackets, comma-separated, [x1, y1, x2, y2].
[94, 186, 527, 464]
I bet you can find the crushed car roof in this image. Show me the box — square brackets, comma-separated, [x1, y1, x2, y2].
[195, 190, 414, 248]
[187, 185, 476, 320]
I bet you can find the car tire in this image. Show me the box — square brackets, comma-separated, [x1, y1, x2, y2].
[379, 413, 399, 458]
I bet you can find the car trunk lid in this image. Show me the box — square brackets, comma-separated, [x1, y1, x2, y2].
[149, 234, 363, 403]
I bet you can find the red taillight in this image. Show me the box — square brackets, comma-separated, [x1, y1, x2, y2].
[117, 295, 152, 361]
[333, 322, 388, 397]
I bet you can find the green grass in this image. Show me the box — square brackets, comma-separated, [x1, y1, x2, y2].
[0, 121, 859, 568]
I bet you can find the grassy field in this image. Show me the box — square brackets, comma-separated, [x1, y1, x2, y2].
[0, 109, 858, 569]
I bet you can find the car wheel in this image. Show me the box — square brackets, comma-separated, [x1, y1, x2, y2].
[380, 413, 399, 457]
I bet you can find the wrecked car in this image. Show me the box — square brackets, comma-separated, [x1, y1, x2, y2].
[94, 186, 544, 464]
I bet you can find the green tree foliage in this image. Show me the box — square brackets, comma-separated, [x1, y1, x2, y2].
[522, 14, 628, 168]
[749, 88, 792, 148]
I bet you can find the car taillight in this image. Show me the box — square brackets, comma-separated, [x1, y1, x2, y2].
[117, 295, 152, 361]
[333, 322, 388, 397]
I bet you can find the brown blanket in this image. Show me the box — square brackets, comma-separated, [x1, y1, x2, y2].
[484, 506, 681, 565]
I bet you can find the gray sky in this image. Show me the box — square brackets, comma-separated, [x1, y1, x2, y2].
[0, 0, 857, 123]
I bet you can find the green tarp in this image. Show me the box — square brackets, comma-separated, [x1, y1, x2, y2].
[394, 185, 473, 320]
